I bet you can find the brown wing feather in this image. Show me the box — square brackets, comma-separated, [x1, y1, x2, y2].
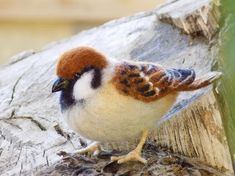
[112, 62, 221, 102]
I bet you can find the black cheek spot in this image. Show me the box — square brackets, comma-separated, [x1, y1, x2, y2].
[91, 68, 102, 89]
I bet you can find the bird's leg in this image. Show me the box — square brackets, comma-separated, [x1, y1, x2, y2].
[111, 130, 148, 164]
[76, 141, 101, 155]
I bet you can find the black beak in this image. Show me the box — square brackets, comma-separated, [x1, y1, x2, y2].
[52, 78, 68, 93]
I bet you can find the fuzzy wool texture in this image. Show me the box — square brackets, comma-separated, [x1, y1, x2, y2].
[62, 57, 178, 142]
[61, 50, 221, 144]
[65, 81, 178, 142]
[57, 47, 108, 80]
[73, 70, 97, 100]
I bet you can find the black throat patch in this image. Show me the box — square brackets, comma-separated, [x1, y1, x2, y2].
[60, 79, 76, 111]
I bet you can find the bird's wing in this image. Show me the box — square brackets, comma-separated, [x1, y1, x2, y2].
[112, 61, 220, 102]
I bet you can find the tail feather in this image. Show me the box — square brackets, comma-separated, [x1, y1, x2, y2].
[180, 71, 222, 91]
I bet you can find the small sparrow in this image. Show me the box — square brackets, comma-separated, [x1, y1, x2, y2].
[52, 46, 221, 164]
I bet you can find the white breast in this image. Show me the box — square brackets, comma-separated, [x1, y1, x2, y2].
[64, 82, 178, 142]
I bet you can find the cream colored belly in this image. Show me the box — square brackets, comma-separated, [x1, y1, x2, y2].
[65, 83, 178, 142]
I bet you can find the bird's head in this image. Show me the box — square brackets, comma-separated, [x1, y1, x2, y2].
[52, 46, 108, 101]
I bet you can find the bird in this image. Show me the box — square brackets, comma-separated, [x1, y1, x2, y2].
[52, 46, 221, 164]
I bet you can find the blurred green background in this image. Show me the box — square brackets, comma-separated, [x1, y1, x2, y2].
[220, 0, 235, 169]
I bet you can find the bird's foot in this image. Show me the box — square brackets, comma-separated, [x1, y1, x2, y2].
[111, 130, 148, 164]
[111, 149, 147, 164]
[76, 142, 101, 155]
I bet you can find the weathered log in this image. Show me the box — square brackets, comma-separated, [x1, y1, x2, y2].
[0, 0, 233, 175]
[157, 0, 220, 40]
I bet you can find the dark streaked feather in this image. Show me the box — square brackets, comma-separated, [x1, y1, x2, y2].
[112, 62, 220, 102]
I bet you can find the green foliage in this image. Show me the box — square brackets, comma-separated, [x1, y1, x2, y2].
[219, 0, 235, 169]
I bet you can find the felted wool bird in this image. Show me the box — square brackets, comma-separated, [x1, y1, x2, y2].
[52, 46, 221, 164]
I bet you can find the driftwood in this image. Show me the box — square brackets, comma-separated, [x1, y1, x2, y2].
[0, 0, 233, 175]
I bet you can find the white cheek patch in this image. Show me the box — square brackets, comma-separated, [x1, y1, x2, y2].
[73, 71, 96, 100]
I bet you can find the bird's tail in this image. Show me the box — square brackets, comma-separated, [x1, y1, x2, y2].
[179, 71, 222, 91]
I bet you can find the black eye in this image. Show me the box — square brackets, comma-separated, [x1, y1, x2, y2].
[75, 73, 81, 79]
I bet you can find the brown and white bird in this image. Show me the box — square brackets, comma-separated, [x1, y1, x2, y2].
[52, 46, 221, 164]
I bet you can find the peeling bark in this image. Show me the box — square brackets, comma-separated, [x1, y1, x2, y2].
[157, 0, 220, 40]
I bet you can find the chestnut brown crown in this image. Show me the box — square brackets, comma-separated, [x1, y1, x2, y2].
[56, 46, 108, 80]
